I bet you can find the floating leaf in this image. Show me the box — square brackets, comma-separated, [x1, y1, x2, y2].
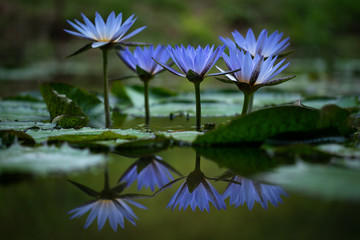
[0, 143, 106, 175]
[0, 100, 49, 122]
[0, 130, 35, 147]
[256, 161, 360, 201]
[114, 135, 171, 157]
[52, 115, 89, 129]
[195, 146, 280, 176]
[25, 127, 152, 144]
[195, 105, 354, 146]
[47, 130, 138, 145]
[301, 96, 359, 111]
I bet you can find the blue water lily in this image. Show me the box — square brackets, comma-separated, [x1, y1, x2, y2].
[117, 45, 170, 126]
[217, 48, 295, 114]
[154, 45, 227, 81]
[156, 154, 226, 212]
[153, 44, 237, 131]
[65, 11, 146, 49]
[65, 12, 146, 128]
[220, 28, 290, 58]
[222, 176, 288, 210]
[166, 176, 226, 212]
[118, 155, 181, 192]
[117, 44, 170, 78]
[68, 169, 148, 231]
[68, 198, 146, 231]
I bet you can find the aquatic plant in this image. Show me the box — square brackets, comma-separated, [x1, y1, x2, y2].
[222, 176, 288, 210]
[156, 154, 226, 211]
[153, 44, 238, 131]
[117, 45, 170, 126]
[65, 12, 146, 128]
[220, 28, 290, 58]
[216, 48, 295, 115]
[118, 155, 181, 192]
[68, 169, 147, 231]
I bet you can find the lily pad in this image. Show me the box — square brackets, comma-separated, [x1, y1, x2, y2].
[47, 130, 138, 147]
[195, 105, 354, 146]
[25, 127, 153, 144]
[0, 143, 106, 175]
[0, 100, 49, 122]
[256, 161, 360, 201]
[0, 130, 36, 147]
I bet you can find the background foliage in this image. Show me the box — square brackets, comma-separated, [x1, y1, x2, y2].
[1, 0, 359, 68]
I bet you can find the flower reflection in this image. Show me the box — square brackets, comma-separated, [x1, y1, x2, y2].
[68, 169, 147, 231]
[118, 155, 181, 192]
[222, 175, 288, 210]
[68, 197, 146, 231]
[158, 154, 226, 212]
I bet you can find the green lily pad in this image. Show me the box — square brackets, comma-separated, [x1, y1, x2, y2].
[256, 161, 360, 200]
[0, 100, 49, 122]
[0, 130, 36, 147]
[0, 143, 106, 175]
[301, 96, 359, 111]
[0, 121, 55, 131]
[25, 127, 153, 144]
[47, 130, 138, 145]
[195, 104, 354, 146]
[195, 146, 280, 176]
[160, 131, 203, 143]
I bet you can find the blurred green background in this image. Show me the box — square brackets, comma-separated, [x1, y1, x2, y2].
[1, 0, 359, 67]
[0, 0, 359, 97]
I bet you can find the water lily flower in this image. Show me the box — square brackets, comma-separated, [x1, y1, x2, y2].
[153, 44, 238, 131]
[68, 197, 146, 231]
[65, 11, 146, 49]
[156, 154, 226, 212]
[117, 45, 170, 126]
[222, 176, 288, 210]
[65, 12, 146, 128]
[217, 48, 295, 114]
[118, 155, 181, 192]
[220, 28, 290, 58]
[68, 169, 147, 231]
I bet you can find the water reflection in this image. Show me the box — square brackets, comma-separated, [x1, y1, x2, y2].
[160, 154, 226, 212]
[222, 171, 288, 210]
[118, 155, 182, 192]
[68, 168, 147, 231]
[67, 149, 289, 231]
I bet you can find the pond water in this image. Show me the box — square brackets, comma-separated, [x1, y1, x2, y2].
[1, 146, 360, 240]
[0, 58, 360, 239]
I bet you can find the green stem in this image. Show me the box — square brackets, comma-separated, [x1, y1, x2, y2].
[103, 166, 110, 192]
[195, 152, 201, 171]
[241, 92, 254, 115]
[102, 49, 111, 128]
[144, 79, 150, 127]
[194, 82, 202, 131]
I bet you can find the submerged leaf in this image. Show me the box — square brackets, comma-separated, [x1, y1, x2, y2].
[195, 105, 355, 146]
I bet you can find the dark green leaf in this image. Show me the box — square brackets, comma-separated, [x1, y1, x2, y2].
[39, 83, 87, 122]
[194, 105, 355, 146]
[0, 130, 36, 147]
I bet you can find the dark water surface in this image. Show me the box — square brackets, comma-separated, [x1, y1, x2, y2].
[1, 147, 359, 240]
